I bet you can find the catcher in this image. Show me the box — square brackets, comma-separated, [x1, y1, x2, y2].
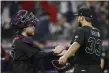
[10, 10, 64, 73]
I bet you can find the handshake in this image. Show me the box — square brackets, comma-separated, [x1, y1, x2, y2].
[51, 45, 72, 72]
[53, 45, 67, 56]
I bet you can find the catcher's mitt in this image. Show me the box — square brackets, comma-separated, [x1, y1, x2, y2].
[51, 60, 71, 73]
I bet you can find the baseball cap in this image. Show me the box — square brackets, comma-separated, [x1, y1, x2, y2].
[74, 8, 93, 18]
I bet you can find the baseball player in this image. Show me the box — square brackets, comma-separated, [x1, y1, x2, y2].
[10, 10, 61, 73]
[58, 8, 103, 73]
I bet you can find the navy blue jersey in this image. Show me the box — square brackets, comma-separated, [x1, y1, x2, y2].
[70, 26, 103, 65]
[11, 35, 54, 73]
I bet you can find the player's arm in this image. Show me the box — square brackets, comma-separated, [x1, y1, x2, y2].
[34, 44, 68, 59]
[34, 45, 67, 59]
[59, 28, 84, 64]
[22, 42, 54, 59]
[33, 41, 45, 49]
[63, 42, 80, 59]
[34, 50, 55, 59]
[64, 27, 84, 59]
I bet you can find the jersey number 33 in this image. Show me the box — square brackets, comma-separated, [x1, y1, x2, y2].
[85, 37, 102, 56]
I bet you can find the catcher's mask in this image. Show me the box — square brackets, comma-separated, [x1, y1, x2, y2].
[11, 10, 39, 34]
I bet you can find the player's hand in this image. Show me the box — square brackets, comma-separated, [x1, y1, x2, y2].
[59, 56, 68, 65]
[56, 50, 67, 56]
[53, 45, 66, 54]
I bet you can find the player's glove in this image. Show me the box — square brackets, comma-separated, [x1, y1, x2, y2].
[51, 60, 71, 72]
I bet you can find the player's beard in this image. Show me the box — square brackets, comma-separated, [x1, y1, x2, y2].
[78, 22, 82, 27]
[25, 26, 36, 37]
[26, 31, 35, 37]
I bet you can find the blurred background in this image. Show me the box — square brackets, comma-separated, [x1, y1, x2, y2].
[1, 1, 109, 73]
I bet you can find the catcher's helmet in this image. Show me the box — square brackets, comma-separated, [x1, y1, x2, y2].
[11, 10, 39, 33]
